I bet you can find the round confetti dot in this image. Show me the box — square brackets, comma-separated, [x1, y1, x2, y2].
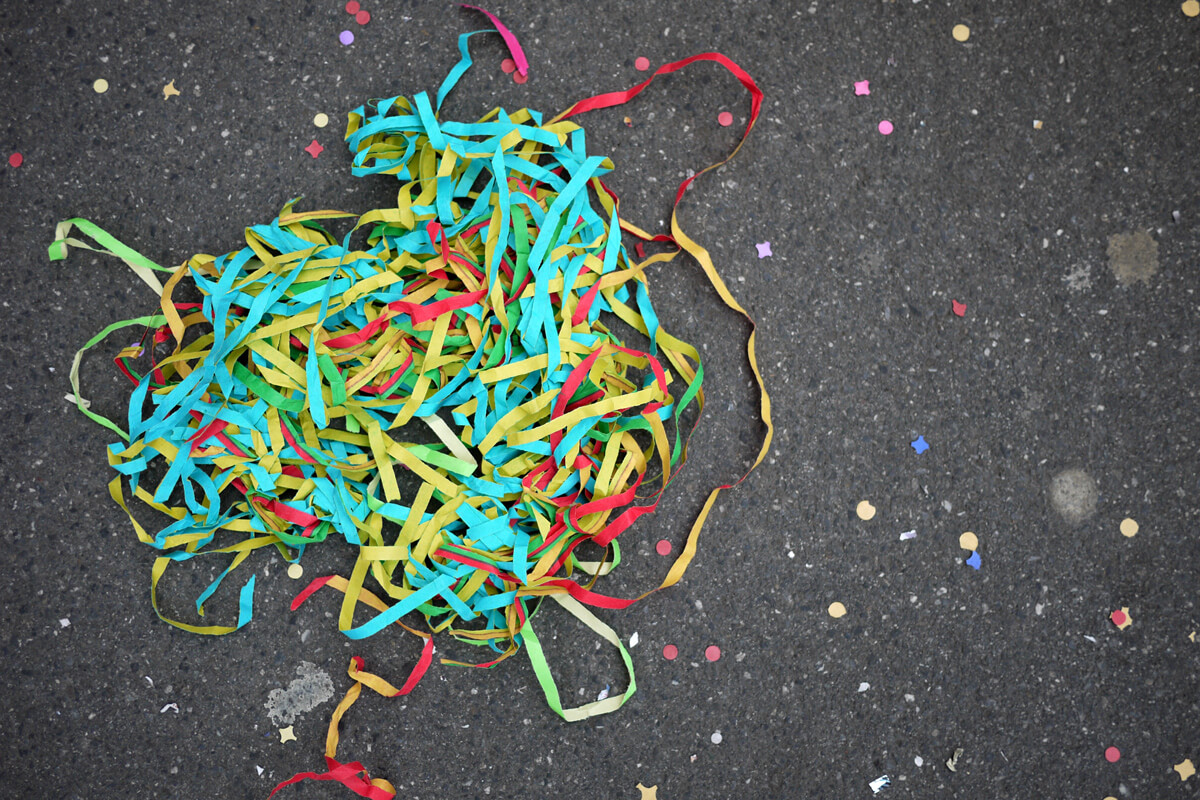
[717, 111, 734, 127]
[339, 30, 355, 45]
[711, 730, 723, 744]
[1111, 609, 1127, 626]
[1184, 0, 1200, 16]
[705, 645, 721, 662]
[345, 0, 360, 12]
[287, 563, 304, 580]
[662, 644, 678, 660]
[313, 113, 329, 128]
[856, 500, 876, 521]
[500, 58, 516, 74]
[1120, 517, 1138, 538]
[959, 531, 979, 551]
[828, 602, 847, 619]
[513, 71, 528, 85]
[93, 78, 109, 94]
[634, 56, 650, 71]
[952, 24, 971, 42]
[1105, 746, 1121, 763]
[655, 539, 672, 556]
[355, 9, 370, 25]
[8, 152, 23, 168]
[878, 119, 894, 135]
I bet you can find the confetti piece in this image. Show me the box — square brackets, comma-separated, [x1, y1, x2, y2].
[256, 765, 264, 776]
[629, 632, 639, 648]
[911, 435, 929, 454]
[1111, 607, 1131, 630]
[1190, 631, 1196, 642]
[854, 80, 870, 96]
[952, 299, 967, 316]
[637, 784, 658, 800]
[1032, 119, 1043, 129]
[710, 730, 723, 744]
[952, 24, 970, 42]
[339, 30, 354, 45]
[718, 111, 734, 127]
[858, 682, 870, 693]
[1175, 759, 1196, 781]
[160, 702, 179, 713]
[828, 601, 847, 618]
[500, 57, 516, 74]
[279, 726, 297, 744]
[1119, 517, 1138, 537]
[313, 113, 329, 128]
[93, 78, 109, 94]
[965, 551, 981, 570]
[459, 4, 529, 76]
[513, 70, 528, 84]
[355, 10, 371, 25]
[856, 500, 876, 521]
[287, 563, 304, 580]
[345, 1, 360, 13]
[705, 645, 721, 662]
[878, 120, 893, 135]
[899, 530, 916, 540]
[662, 644, 679, 661]
[623, 116, 633, 127]
[162, 80, 180, 100]
[755, 241, 772, 258]
[869, 775, 890, 794]
[59, 618, 70, 628]
[959, 531, 978, 551]
[1104, 746, 1120, 763]
[8, 152, 22, 168]
[596, 684, 610, 701]
[914, 756, 924, 767]
[635, 56, 651, 71]
[946, 748, 963, 771]
[1184, 0, 1200, 16]
[655, 539, 672, 556]
[303, 139, 324, 158]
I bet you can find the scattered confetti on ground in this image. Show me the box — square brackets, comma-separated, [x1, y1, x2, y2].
[966, 551, 981, 570]
[629, 632, 639, 648]
[623, 116, 633, 127]
[303, 139, 324, 158]
[1111, 607, 1131, 630]
[899, 530, 916, 540]
[705, 645, 721, 662]
[279, 726, 297, 744]
[710, 730, 723, 744]
[828, 602, 847, 618]
[59, 618, 70, 628]
[635, 56, 650, 71]
[662, 644, 678, 661]
[93, 78, 109, 94]
[8, 153, 22, 168]
[636, 783, 658, 799]
[868, 775, 890, 794]
[1033, 119, 1043, 129]
[946, 748, 963, 771]
[1184, 0, 1200, 17]
[878, 120, 893, 135]
[854, 80, 870, 96]
[1175, 759, 1196, 781]
[1104, 746, 1120, 763]
[959, 531, 978, 551]
[856, 500, 876, 520]
[162, 80, 180, 100]
[952, 24, 971, 42]
[755, 241, 772, 258]
[1120, 517, 1139, 537]
[500, 57, 516, 74]
[355, 9, 371, 24]
[513, 71, 528, 84]
[313, 112, 329, 128]
[655, 539, 672, 556]
[345, 0, 360, 12]
[718, 111, 734, 127]
[287, 563, 304, 580]
[911, 435, 929, 454]
[914, 756, 924, 767]
[857, 682, 870, 693]
[161, 702, 179, 713]
[339, 30, 354, 45]
[952, 299, 967, 316]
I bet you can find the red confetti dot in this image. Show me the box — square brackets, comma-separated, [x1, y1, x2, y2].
[634, 56, 650, 71]
[705, 645, 721, 662]
[355, 9, 370, 24]
[513, 71, 528, 85]
[1110, 609, 1127, 626]
[500, 58, 516, 74]
[662, 644, 678, 660]
[952, 299, 967, 317]
[345, 1, 360, 12]
[655, 539, 672, 556]
[8, 152, 23, 168]
[717, 111, 734, 127]
[1105, 746, 1121, 763]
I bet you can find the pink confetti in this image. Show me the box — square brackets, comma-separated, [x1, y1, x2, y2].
[1110, 609, 1127, 626]
[635, 56, 651, 71]
[854, 80, 870, 96]
[717, 111, 734, 127]
[878, 120, 894, 135]
[662, 644, 678, 660]
[705, 645, 721, 662]
[500, 58, 516, 74]
[655, 539, 672, 556]
[345, 1, 360, 12]
[339, 30, 354, 46]
[304, 140, 324, 159]
[8, 152, 22, 168]
[755, 241, 772, 258]
[459, 4, 528, 76]
[952, 299, 966, 317]
[355, 9, 370, 24]
[513, 71, 528, 85]
[1105, 746, 1121, 763]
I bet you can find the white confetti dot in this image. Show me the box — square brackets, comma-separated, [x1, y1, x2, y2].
[711, 730, 723, 744]
[858, 682, 870, 693]
[914, 756, 924, 767]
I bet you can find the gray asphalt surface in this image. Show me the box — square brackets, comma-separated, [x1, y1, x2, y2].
[1, 1, 1198, 798]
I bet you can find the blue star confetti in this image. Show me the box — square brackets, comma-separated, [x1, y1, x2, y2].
[911, 435, 929, 454]
[966, 551, 982, 570]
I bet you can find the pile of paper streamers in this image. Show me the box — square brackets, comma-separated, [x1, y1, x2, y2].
[53, 17, 769, 799]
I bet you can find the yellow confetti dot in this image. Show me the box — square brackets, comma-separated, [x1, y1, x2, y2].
[952, 24, 971, 42]
[287, 563, 304, 580]
[93, 78, 109, 94]
[1119, 518, 1138, 538]
[856, 500, 876, 521]
[959, 531, 979, 551]
[313, 112, 329, 128]
[828, 602, 847, 618]
[1175, 758, 1196, 781]
[1183, 0, 1200, 17]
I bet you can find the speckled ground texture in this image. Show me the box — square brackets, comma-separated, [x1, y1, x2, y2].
[1, 1, 1197, 799]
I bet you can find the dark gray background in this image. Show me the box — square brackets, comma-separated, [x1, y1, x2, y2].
[1, 1, 1197, 798]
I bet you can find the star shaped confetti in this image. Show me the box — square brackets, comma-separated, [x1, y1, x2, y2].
[162, 80, 180, 100]
[755, 241, 772, 258]
[278, 726, 296, 743]
[1176, 759, 1196, 781]
[854, 80, 870, 96]
[636, 783, 658, 799]
[966, 551, 981, 570]
[911, 435, 929, 454]
[1111, 607, 1132, 630]
[304, 139, 324, 159]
